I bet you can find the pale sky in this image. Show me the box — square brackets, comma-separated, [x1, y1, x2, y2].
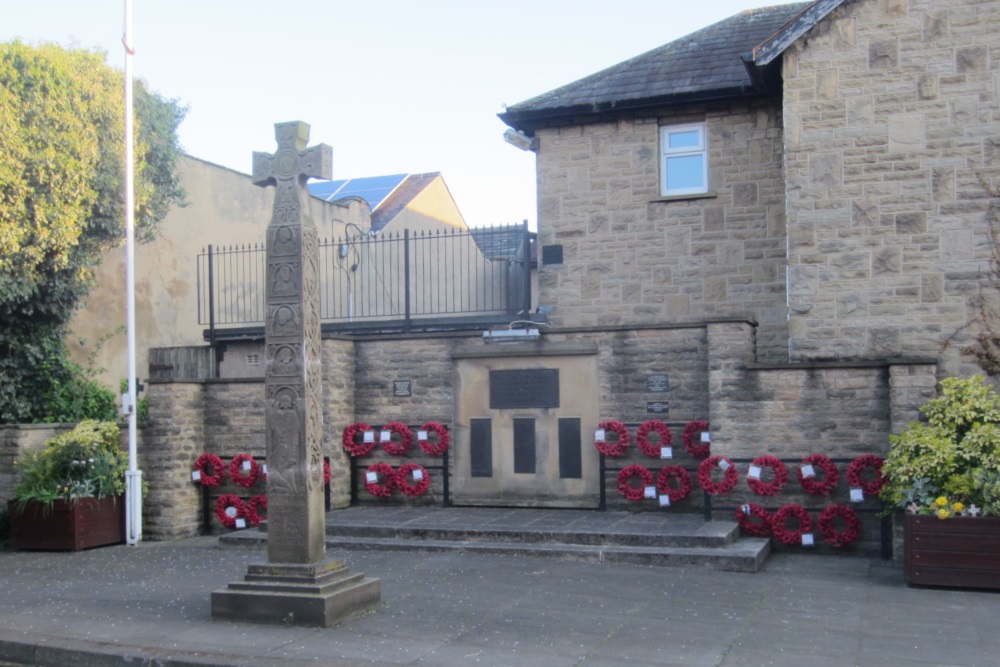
[3, 1, 806, 230]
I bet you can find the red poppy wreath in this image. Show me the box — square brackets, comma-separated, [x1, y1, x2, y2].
[697, 456, 738, 495]
[417, 421, 450, 456]
[595, 420, 630, 457]
[228, 453, 260, 489]
[797, 455, 840, 495]
[636, 420, 673, 458]
[846, 455, 884, 496]
[617, 464, 654, 502]
[735, 504, 772, 537]
[380, 421, 414, 456]
[682, 420, 711, 458]
[655, 465, 693, 503]
[215, 494, 247, 529]
[193, 453, 225, 487]
[746, 455, 788, 496]
[342, 422, 375, 457]
[364, 462, 396, 497]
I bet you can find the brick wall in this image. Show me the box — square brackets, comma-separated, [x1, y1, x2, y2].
[783, 0, 1000, 374]
[534, 99, 789, 362]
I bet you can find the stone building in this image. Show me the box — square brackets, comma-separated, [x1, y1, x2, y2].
[499, 0, 999, 375]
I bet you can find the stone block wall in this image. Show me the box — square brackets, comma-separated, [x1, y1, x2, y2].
[0, 425, 74, 510]
[782, 0, 1000, 374]
[534, 99, 789, 362]
[141, 382, 205, 540]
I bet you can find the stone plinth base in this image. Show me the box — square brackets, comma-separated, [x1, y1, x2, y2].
[211, 559, 380, 627]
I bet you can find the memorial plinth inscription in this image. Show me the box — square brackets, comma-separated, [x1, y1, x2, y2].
[212, 121, 380, 626]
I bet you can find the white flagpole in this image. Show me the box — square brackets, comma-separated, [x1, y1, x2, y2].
[123, 0, 142, 545]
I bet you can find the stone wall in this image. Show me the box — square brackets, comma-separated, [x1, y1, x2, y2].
[0, 425, 75, 510]
[782, 0, 1000, 374]
[533, 99, 789, 362]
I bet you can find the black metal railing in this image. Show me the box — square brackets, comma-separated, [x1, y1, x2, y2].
[197, 222, 533, 336]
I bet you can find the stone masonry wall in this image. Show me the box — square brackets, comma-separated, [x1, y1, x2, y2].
[534, 98, 789, 362]
[141, 382, 205, 540]
[0, 425, 74, 510]
[783, 0, 1000, 374]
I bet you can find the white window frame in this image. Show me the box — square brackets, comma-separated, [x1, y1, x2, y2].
[660, 123, 708, 197]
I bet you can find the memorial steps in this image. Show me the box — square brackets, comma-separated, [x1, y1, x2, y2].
[219, 506, 771, 573]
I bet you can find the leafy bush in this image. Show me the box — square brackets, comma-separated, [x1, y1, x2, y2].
[12, 420, 127, 510]
[881, 376, 1000, 515]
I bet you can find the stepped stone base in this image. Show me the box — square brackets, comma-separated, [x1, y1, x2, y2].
[211, 559, 381, 627]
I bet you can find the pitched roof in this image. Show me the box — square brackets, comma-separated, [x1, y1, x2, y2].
[370, 172, 440, 233]
[500, 2, 812, 132]
[308, 172, 442, 234]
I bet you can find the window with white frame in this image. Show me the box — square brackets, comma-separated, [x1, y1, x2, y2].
[660, 123, 708, 196]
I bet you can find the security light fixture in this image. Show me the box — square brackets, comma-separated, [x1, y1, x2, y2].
[503, 128, 538, 152]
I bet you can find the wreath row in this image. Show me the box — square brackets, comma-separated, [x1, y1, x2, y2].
[363, 462, 431, 497]
[616, 454, 884, 500]
[596, 420, 711, 458]
[736, 503, 862, 548]
[215, 493, 268, 529]
[193, 453, 331, 489]
[342, 421, 449, 457]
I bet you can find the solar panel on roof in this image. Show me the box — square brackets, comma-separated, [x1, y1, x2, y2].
[307, 173, 407, 211]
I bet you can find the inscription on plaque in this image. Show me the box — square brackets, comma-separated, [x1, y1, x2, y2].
[646, 374, 670, 393]
[392, 380, 412, 397]
[489, 369, 560, 409]
[646, 401, 670, 415]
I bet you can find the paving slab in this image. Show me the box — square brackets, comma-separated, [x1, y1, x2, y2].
[0, 530, 998, 666]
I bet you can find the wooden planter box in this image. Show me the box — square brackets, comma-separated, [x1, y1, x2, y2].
[905, 514, 1000, 590]
[8, 496, 125, 551]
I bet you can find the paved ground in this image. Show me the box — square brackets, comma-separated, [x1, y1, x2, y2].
[0, 534, 998, 667]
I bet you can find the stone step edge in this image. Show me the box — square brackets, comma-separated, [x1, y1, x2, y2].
[219, 531, 771, 573]
[317, 524, 740, 548]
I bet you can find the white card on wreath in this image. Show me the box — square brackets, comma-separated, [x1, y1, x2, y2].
[262, 464, 268, 475]
[242, 460, 252, 471]
[660, 447, 673, 459]
[659, 495, 671, 507]
[380, 431, 391, 442]
[644, 486, 657, 499]
[800, 464, 816, 479]
[413, 469, 424, 481]
[701, 432, 711, 443]
[741, 504, 751, 515]
[747, 465, 762, 480]
[418, 431, 428, 441]
[801, 533, 815, 546]
[595, 429, 606, 442]
[363, 431, 375, 443]
[850, 488, 864, 502]
[718, 459, 731, 471]
[366, 472, 378, 483]
[225, 506, 238, 518]
[191, 470, 202, 481]
[235, 518, 246, 529]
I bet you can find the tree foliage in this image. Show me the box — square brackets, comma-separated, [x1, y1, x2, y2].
[0, 41, 186, 423]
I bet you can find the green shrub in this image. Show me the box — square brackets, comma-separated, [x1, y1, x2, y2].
[12, 420, 127, 510]
[881, 376, 1000, 515]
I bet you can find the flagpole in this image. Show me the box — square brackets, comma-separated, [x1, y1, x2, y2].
[123, 0, 142, 546]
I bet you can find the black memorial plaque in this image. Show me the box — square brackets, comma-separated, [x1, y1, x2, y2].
[558, 417, 582, 479]
[646, 401, 670, 415]
[489, 369, 560, 409]
[513, 418, 536, 474]
[646, 374, 670, 393]
[392, 380, 412, 397]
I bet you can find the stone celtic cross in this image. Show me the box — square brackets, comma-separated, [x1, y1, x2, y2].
[253, 121, 330, 564]
[213, 122, 379, 626]
[253, 121, 332, 227]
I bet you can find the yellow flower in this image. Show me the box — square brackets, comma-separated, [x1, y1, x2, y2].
[937, 508, 951, 520]
[934, 496, 949, 507]
[952, 502, 965, 513]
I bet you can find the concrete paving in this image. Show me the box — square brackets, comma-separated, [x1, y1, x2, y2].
[0, 531, 998, 666]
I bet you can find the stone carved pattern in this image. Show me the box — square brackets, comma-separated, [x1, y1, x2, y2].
[300, 226, 323, 492]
